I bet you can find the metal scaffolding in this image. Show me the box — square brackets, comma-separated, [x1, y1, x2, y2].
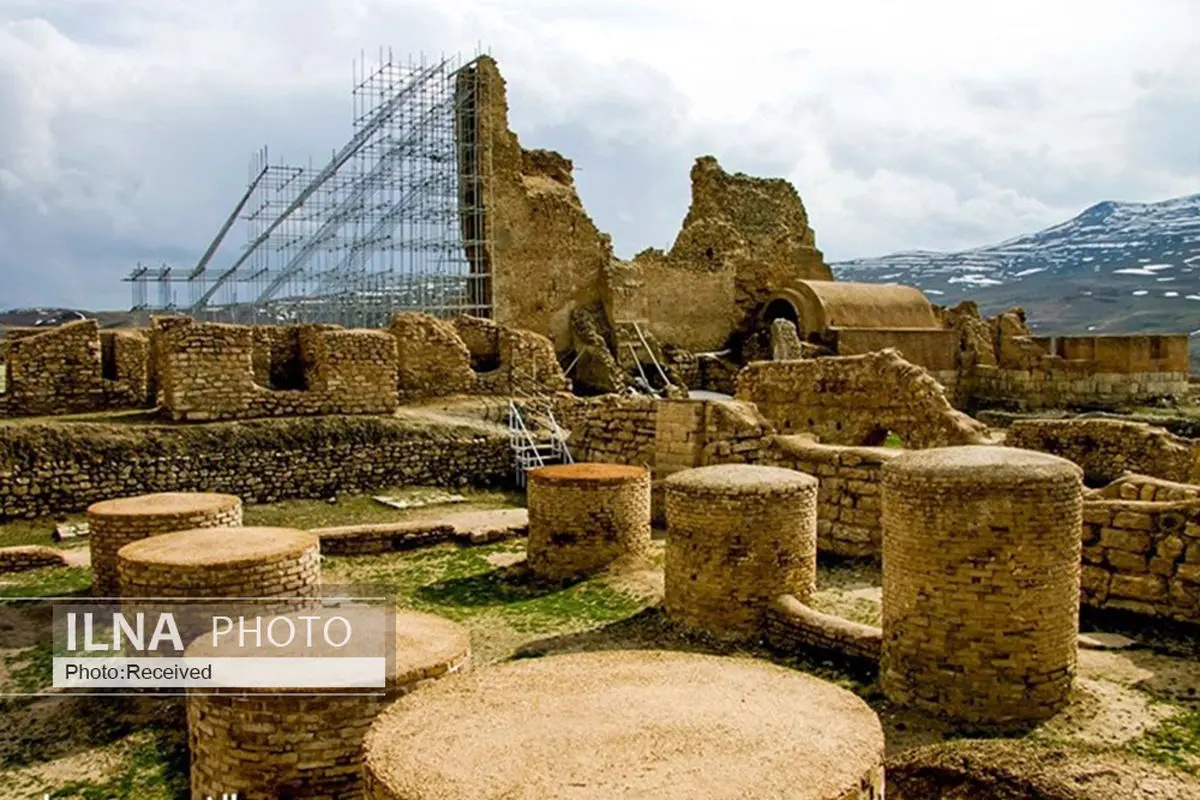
[126, 48, 494, 326]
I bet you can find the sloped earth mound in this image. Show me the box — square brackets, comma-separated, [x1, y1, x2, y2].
[886, 739, 1200, 800]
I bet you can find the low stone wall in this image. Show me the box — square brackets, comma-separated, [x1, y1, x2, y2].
[551, 394, 658, 467]
[762, 436, 898, 558]
[735, 349, 987, 449]
[765, 594, 882, 664]
[0, 545, 69, 574]
[0, 416, 510, 520]
[970, 365, 1189, 411]
[1081, 498, 1200, 624]
[1091, 474, 1200, 503]
[1006, 418, 1199, 485]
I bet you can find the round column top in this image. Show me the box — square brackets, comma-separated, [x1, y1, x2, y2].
[528, 463, 649, 485]
[882, 445, 1082, 485]
[364, 649, 882, 799]
[87, 492, 241, 519]
[663, 464, 818, 495]
[117, 526, 317, 568]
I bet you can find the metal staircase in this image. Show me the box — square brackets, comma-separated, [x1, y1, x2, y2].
[507, 369, 573, 486]
[621, 321, 671, 395]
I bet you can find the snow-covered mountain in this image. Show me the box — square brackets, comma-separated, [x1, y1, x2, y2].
[831, 194, 1200, 336]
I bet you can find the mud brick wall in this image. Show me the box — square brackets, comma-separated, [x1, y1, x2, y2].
[551, 394, 658, 467]
[880, 448, 1082, 725]
[1081, 498, 1200, 624]
[664, 465, 819, 639]
[762, 436, 898, 559]
[736, 349, 987, 449]
[1006, 418, 1199, 485]
[970, 364, 1190, 411]
[302, 328, 399, 414]
[0, 416, 510, 520]
[526, 465, 652, 581]
[117, 530, 321, 599]
[390, 313, 475, 399]
[87, 493, 243, 597]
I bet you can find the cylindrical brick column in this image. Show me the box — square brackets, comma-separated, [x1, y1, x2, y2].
[116, 527, 320, 600]
[188, 610, 470, 800]
[362, 650, 884, 800]
[526, 463, 652, 581]
[87, 492, 242, 596]
[663, 464, 818, 638]
[880, 445, 1083, 724]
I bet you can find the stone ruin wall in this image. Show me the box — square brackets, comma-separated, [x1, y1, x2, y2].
[1005, 417, 1199, 485]
[944, 304, 1190, 412]
[155, 319, 399, 422]
[603, 156, 834, 354]
[1081, 496, 1200, 624]
[0, 321, 149, 418]
[735, 349, 989, 449]
[0, 416, 509, 521]
[471, 56, 612, 351]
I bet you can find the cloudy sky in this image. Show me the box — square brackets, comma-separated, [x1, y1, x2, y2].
[2, 0, 1198, 310]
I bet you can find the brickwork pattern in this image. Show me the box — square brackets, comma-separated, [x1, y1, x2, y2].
[526, 464, 652, 581]
[1006, 417, 1198, 485]
[880, 446, 1083, 724]
[0, 545, 68, 574]
[188, 611, 470, 800]
[664, 464, 819, 639]
[0, 415, 509, 521]
[736, 349, 988, 449]
[1081, 497, 1200, 624]
[157, 319, 397, 422]
[116, 527, 320, 600]
[390, 312, 476, 399]
[766, 594, 882, 664]
[87, 492, 242, 597]
[1, 321, 147, 418]
[763, 436, 897, 558]
[551, 394, 658, 466]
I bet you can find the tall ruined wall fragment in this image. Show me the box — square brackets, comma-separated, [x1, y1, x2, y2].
[470, 56, 613, 351]
[606, 156, 834, 352]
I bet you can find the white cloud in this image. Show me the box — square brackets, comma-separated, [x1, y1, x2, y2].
[0, 0, 1198, 307]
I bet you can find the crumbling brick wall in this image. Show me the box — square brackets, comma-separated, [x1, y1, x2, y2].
[452, 315, 568, 396]
[1006, 418, 1199, 485]
[551, 394, 658, 467]
[1, 321, 147, 417]
[762, 436, 898, 558]
[472, 56, 612, 351]
[1082, 497, 1200, 624]
[735, 349, 988, 449]
[390, 313, 475, 400]
[157, 320, 398, 422]
[943, 303, 1190, 411]
[1092, 473, 1200, 502]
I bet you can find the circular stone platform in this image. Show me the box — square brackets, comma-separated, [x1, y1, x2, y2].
[663, 464, 819, 638]
[362, 650, 884, 800]
[526, 463, 652, 581]
[880, 445, 1083, 724]
[188, 609, 470, 800]
[115, 526, 320, 600]
[87, 492, 242, 597]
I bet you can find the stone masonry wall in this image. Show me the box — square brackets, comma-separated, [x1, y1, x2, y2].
[550, 394, 658, 467]
[158, 319, 398, 422]
[736, 349, 988, 449]
[1, 321, 148, 417]
[762, 436, 898, 558]
[1081, 497, 1200, 624]
[390, 313, 476, 400]
[0, 416, 510, 520]
[1006, 418, 1199, 485]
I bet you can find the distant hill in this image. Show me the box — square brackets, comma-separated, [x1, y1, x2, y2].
[0, 308, 144, 332]
[831, 194, 1200, 343]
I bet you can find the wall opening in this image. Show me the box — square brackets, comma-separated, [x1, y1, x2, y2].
[100, 335, 118, 381]
[763, 298, 800, 326]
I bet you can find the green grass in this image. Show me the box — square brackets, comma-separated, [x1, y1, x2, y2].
[1129, 705, 1200, 775]
[242, 486, 522, 530]
[0, 566, 90, 598]
[39, 729, 189, 800]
